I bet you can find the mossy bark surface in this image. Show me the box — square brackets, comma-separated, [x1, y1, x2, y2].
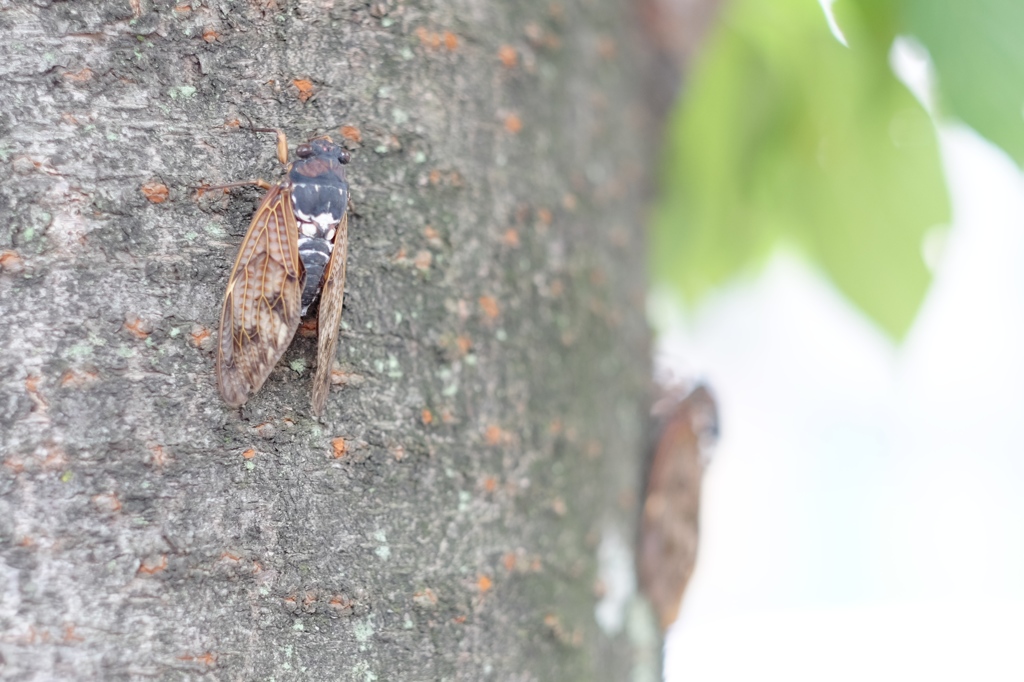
[0, 0, 656, 679]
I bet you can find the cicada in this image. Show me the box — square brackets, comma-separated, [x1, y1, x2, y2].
[214, 129, 351, 416]
[637, 384, 718, 631]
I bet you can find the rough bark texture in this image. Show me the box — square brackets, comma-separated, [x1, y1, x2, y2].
[0, 0, 658, 679]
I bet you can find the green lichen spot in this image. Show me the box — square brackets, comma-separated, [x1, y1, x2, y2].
[60, 471, 73, 483]
[458, 490, 471, 512]
[381, 17, 394, 27]
[204, 223, 227, 238]
[169, 327, 181, 338]
[168, 85, 197, 100]
[292, 620, 304, 631]
[65, 341, 93, 358]
[413, 151, 426, 164]
[386, 355, 402, 378]
[245, 460, 255, 471]
[289, 358, 307, 374]
[392, 108, 409, 125]
[353, 620, 375, 643]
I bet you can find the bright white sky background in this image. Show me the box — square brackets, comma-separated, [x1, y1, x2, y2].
[656, 26, 1024, 682]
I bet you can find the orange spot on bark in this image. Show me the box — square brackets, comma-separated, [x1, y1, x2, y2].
[190, 327, 211, 347]
[202, 28, 220, 42]
[62, 624, 84, 643]
[415, 27, 442, 49]
[60, 369, 99, 388]
[150, 445, 170, 467]
[4, 457, 25, 474]
[423, 225, 441, 245]
[413, 250, 432, 272]
[503, 552, 517, 572]
[476, 575, 493, 593]
[561, 193, 578, 211]
[241, 448, 256, 460]
[484, 424, 505, 446]
[443, 31, 459, 50]
[25, 375, 47, 411]
[123, 315, 150, 339]
[331, 437, 347, 459]
[453, 615, 467, 624]
[503, 113, 522, 134]
[138, 555, 168, 575]
[482, 476, 498, 493]
[141, 182, 169, 204]
[596, 35, 617, 59]
[0, 250, 25, 273]
[478, 295, 500, 320]
[298, 317, 318, 338]
[421, 409, 434, 425]
[501, 228, 520, 247]
[92, 493, 121, 513]
[63, 67, 93, 82]
[498, 45, 518, 68]
[536, 207, 552, 225]
[178, 652, 216, 666]
[292, 78, 314, 102]
[455, 335, 472, 356]
[220, 552, 242, 562]
[413, 588, 438, 608]
[340, 125, 362, 143]
[428, 168, 443, 185]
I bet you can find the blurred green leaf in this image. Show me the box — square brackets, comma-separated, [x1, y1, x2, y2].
[901, 0, 1024, 166]
[653, 0, 949, 338]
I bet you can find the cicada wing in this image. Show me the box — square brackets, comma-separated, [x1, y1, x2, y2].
[311, 211, 349, 416]
[217, 182, 305, 407]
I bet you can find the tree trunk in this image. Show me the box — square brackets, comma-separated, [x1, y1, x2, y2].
[0, 0, 659, 679]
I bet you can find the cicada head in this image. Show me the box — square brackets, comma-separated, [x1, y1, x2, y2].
[296, 136, 351, 164]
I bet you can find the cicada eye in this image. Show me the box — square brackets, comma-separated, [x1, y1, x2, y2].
[296, 144, 313, 158]
[338, 150, 351, 165]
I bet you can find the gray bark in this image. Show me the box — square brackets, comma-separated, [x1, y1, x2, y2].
[0, 0, 659, 679]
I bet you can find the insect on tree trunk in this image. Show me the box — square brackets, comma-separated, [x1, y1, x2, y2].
[0, 0, 688, 679]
